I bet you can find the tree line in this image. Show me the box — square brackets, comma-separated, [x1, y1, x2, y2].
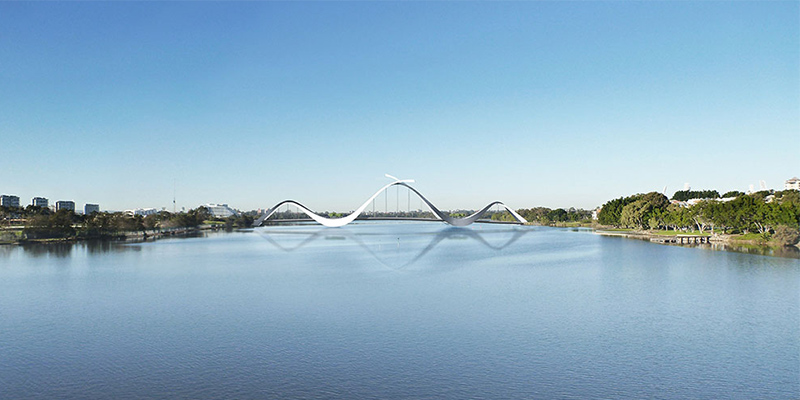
[491, 207, 592, 224]
[597, 189, 800, 245]
[670, 189, 747, 202]
[0, 205, 241, 240]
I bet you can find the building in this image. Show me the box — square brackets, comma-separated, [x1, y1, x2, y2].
[55, 200, 75, 211]
[785, 177, 800, 191]
[84, 204, 100, 215]
[32, 197, 48, 208]
[1, 195, 20, 208]
[203, 203, 237, 218]
[124, 208, 158, 217]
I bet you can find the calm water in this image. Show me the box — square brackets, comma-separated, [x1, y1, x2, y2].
[1, 223, 798, 399]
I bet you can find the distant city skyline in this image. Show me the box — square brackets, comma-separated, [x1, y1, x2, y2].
[1, 2, 797, 212]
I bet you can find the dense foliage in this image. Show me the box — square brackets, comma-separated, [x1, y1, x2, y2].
[671, 189, 721, 201]
[0, 206, 214, 240]
[222, 213, 254, 230]
[23, 209, 78, 239]
[721, 190, 745, 198]
[512, 207, 592, 225]
[598, 190, 800, 245]
[596, 192, 669, 228]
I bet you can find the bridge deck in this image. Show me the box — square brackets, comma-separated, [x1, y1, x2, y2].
[261, 217, 524, 225]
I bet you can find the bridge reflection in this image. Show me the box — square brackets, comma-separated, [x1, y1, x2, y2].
[256, 224, 532, 270]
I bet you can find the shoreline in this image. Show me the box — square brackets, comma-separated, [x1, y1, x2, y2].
[593, 228, 800, 259]
[0, 226, 212, 246]
[4, 223, 799, 259]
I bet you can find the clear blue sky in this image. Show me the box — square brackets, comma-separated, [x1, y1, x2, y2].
[1, 1, 797, 212]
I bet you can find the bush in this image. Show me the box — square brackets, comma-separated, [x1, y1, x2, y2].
[772, 225, 800, 247]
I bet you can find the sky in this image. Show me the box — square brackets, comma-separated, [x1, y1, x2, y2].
[1, 1, 798, 213]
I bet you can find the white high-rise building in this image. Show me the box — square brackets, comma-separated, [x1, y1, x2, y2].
[785, 177, 800, 191]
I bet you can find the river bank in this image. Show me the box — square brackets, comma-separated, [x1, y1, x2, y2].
[0, 226, 217, 245]
[594, 228, 800, 258]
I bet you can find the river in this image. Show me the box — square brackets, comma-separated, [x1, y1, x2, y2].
[1, 223, 797, 399]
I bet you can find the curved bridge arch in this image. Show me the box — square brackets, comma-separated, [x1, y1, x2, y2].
[254, 178, 527, 227]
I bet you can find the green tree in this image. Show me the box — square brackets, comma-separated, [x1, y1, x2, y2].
[598, 197, 633, 227]
[23, 209, 76, 239]
[518, 207, 551, 225]
[547, 208, 568, 222]
[690, 201, 715, 233]
[620, 199, 647, 229]
[648, 208, 666, 229]
[618, 192, 668, 229]
[728, 195, 764, 234]
[721, 191, 745, 198]
[672, 189, 720, 201]
[777, 190, 800, 207]
[143, 214, 160, 231]
[83, 212, 116, 237]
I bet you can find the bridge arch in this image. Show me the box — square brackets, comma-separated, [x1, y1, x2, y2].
[253, 178, 527, 227]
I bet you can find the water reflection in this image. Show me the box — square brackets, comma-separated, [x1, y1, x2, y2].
[12, 240, 145, 258]
[650, 241, 800, 259]
[20, 242, 74, 258]
[0, 232, 211, 259]
[257, 225, 532, 269]
[703, 242, 800, 259]
[0, 244, 16, 258]
[84, 240, 143, 254]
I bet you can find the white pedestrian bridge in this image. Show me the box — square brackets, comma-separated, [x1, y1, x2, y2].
[254, 175, 527, 228]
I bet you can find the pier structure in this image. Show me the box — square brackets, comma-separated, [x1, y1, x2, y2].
[650, 235, 711, 244]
